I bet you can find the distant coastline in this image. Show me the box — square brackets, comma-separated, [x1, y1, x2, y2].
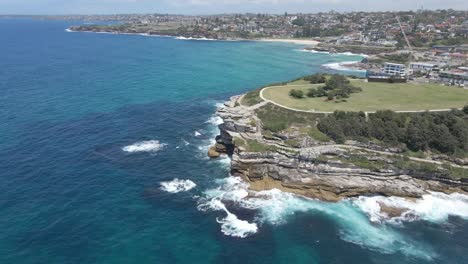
[257, 38, 319, 46]
[66, 26, 320, 46]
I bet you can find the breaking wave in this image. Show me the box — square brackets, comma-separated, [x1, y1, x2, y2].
[322, 61, 366, 72]
[175, 36, 218, 41]
[205, 115, 223, 126]
[212, 199, 258, 238]
[198, 177, 258, 238]
[160, 179, 197, 193]
[122, 140, 167, 153]
[298, 49, 368, 57]
[196, 108, 224, 158]
[353, 192, 468, 223]
[197, 177, 460, 259]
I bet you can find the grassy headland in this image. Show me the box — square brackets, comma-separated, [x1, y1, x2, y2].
[262, 78, 468, 112]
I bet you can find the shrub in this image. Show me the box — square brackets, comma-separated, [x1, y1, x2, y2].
[289, 89, 304, 99]
[317, 110, 468, 156]
[307, 88, 318, 97]
[304, 73, 327, 84]
[463, 104, 468, 114]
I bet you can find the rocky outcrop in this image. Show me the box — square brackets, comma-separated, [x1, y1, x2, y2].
[210, 95, 468, 202]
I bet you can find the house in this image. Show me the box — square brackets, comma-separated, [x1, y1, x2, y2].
[381, 62, 407, 76]
[439, 69, 468, 87]
[409, 62, 439, 73]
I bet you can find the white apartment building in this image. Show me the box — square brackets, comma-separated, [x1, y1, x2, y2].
[409, 62, 438, 73]
[381, 62, 407, 76]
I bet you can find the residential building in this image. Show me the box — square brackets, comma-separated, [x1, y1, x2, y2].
[439, 69, 468, 86]
[409, 62, 438, 73]
[381, 62, 407, 76]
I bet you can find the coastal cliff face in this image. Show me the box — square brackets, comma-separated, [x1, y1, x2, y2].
[210, 95, 468, 202]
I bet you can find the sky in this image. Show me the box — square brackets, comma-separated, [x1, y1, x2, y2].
[0, 0, 466, 15]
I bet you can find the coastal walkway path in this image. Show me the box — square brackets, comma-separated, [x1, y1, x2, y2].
[235, 96, 468, 170]
[259, 86, 463, 114]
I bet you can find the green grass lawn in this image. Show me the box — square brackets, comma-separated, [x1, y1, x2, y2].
[262, 79, 468, 112]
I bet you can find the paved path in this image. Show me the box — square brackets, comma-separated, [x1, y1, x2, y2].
[259, 86, 463, 114]
[235, 92, 467, 169]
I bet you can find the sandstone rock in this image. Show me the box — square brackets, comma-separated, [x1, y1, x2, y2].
[211, 93, 468, 201]
[378, 202, 409, 218]
[208, 146, 221, 158]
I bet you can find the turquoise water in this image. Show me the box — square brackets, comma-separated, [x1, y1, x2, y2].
[0, 19, 467, 264]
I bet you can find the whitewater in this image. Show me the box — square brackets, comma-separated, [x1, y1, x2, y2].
[2, 19, 467, 264]
[191, 110, 468, 261]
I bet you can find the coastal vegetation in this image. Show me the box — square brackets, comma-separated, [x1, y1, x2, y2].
[301, 74, 362, 101]
[255, 104, 322, 133]
[332, 152, 468, 179]
[248, 74, 468, 162]
[263, 78, 468, 112]
[250, 102, 468, 179]
[289, 89, 304, 99]
[241, 88, 263, 106]
[213, 70, 468, 206]
[317, 109, 468, 156]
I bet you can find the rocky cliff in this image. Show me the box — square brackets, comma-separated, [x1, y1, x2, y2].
[210, 95, 468, 202]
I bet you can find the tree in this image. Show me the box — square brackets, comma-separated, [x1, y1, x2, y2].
[406, 116, 429, 151]
[316, 106, 468, 156]
[429, 124, 458, 154]
[307, 88, 318, 97]
[463, 105, 468, 115]
[292, 17, 305, 27]
[289, 89, 304, 99]
[304, 73, 327, 84]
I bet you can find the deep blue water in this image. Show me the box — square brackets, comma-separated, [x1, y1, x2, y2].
[0, 19, 467, 264]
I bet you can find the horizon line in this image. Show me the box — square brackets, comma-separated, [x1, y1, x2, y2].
[1, 8, 467, 17]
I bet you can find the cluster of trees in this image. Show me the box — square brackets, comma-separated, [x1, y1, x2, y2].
[304, 73, 327, 84]
[317, 107, 468, 156]
[295, 25, 346, 38]
[291, 18, 347, 37]
[290, 75, 362, 101]
[289, 89, 304, 99]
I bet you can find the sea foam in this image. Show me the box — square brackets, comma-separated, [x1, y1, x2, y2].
[175, 36, 218, 41]
[198, 177, 257, 238]
[160, 179, 197, 193]
[322, 61, 366, 72]
[298, 49, 368, 57]
[198, 176, 439, 259]
[353, 192, 468, 223]
[122, 140, 167, 153]
[196, 112, 225, 158]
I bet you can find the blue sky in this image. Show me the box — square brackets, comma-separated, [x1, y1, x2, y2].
[1, 0, 466, 15]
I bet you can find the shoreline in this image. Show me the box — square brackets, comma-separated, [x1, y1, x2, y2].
[66, 28, 321, 45]
[322, 61, 368, 72]
[257, 38, 319, 46]
[209, 84, 468, 204]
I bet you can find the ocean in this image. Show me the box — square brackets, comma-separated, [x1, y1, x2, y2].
[0, 18, 467, 264]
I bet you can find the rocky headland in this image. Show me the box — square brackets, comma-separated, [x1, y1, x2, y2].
[209, 94, 468, 203]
